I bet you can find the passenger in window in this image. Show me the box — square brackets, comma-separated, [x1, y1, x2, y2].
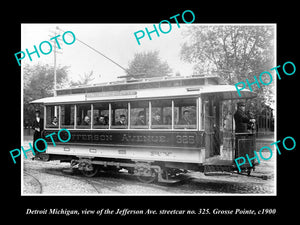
[104, 116, 109, 125]
[135, 111, 146, 125]
[152, 113, 162, 125]
[116, 114, 127, 125]
[82, 116, 90, 125]
[165, 115, 172, 125]
[95, 115, 106, 125]
[178, 110, 192, 125]
[75, 117, 81, 126]
[51, 116, 58, 126]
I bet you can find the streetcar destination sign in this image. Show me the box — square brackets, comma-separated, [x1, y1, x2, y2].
[42, 130, 204, 149]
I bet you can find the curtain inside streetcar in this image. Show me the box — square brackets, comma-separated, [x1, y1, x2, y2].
[61, 105, 75, 129]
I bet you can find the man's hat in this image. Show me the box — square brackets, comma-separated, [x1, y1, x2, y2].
[138, 111, 145, 116]
[35, 108, 41, 113]
[237, 102, 246, 106]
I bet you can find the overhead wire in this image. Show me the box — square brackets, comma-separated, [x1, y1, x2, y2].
[56, 27, 137, 77]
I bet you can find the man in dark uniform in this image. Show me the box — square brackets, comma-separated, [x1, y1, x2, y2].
[234, 102, 256, 164]
[234, 102, 255, 133]
[32, 109, 44, 159]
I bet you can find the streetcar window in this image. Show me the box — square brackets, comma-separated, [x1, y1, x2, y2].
[45, 105, 59, 128]
[76, 104, 91, 129]
[130, 101, 149, 129]
[61, 105, 75, 129]
[222, 100, 235, 132]
[174, 98, 197, 129]
[151, 99, 172, 129]
[111, 102, 128, 129]
[93, 103, 109, 129]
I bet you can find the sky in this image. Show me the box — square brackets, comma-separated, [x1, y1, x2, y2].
[21, 23, 195, 84]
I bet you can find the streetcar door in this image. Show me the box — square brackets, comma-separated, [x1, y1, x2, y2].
[203, 96, 221, 158]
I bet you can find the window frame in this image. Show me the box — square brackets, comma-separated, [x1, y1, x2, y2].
[150, 99, 173, 130]
[173, 97, 198, 130]
[45, 105, 59, 129]
[43, 96, 200, 131]
[59, 104, 76, 129]
[92, 102, 110, 129]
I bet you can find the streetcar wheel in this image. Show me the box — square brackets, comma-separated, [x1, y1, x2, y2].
[137, 174, 157, 184]
[80, 165, 99, 177]
[247, 168, 252, 176]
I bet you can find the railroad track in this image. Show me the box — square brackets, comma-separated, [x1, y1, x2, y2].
[43, 169, 126, 194]
[23, 163, 274, 194]
[23, 170, 43, 194]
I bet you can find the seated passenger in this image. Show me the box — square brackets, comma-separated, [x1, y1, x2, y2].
[165, 115, 172, 125]
[95, 115, 106, 125]
[135, 111, 146, 125]
[82, 116, 90, 125]
[177, 110, 192, 125]
[116, 114, 127, 125]
[104, 116, 109, 125]
[152, 113, 162, 125]
[51, 116, 58, 126]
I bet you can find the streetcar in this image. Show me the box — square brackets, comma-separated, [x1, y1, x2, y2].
[31, 75, 257, 183]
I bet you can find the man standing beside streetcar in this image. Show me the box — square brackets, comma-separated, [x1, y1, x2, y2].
[32, 109, 44, 159]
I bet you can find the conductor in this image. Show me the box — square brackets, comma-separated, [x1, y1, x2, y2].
[234, 102, 255, 133]
[32, 109, 44, 158]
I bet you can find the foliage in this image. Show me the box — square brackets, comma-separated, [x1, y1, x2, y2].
[180, 25, 275, 112]
[69, 70, 95, 86]
[23, 64, 69, 125]
[126, 50, 172, 79]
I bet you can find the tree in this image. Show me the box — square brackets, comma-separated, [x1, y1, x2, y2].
[23, 64, 69, 125]
[180, 25, 275, 112]
[70, 70, 95, 86]
[125, 50, 172, 79]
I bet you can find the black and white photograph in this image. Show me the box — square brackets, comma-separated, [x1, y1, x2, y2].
[21, 23, 276, 195]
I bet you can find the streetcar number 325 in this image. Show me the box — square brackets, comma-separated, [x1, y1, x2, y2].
[176, 135, 195, 144]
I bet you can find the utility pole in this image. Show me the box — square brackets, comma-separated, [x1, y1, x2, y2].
[49, 26, 63, 97]
[49, 27, 63, 118]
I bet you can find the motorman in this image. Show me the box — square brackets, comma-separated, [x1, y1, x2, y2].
[234, 102, 255, 133]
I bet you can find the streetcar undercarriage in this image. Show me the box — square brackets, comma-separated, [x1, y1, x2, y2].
[36, 153, 255, 183]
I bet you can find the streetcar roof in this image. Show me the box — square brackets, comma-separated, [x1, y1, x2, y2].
[31, 84, 256, 104]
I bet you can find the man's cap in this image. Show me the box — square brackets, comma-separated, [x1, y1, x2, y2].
[138, 111, 145, 116]
[35, 109, 41, 113]
[237, 102, 246, 106]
